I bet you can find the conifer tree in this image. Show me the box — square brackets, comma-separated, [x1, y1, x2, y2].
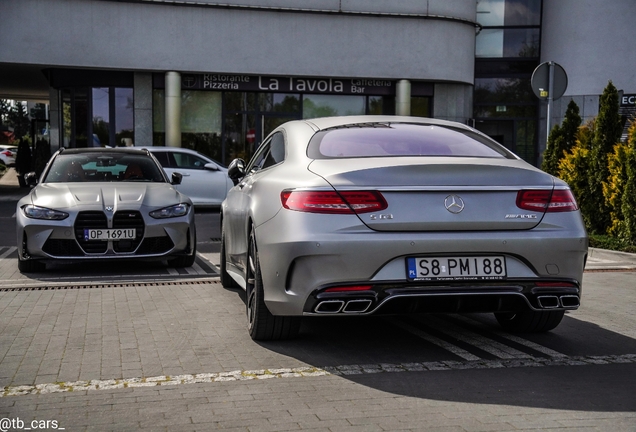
[588, 81, 622, 233]
[542, 100, 581, 176]
[622, 120, 636, 243]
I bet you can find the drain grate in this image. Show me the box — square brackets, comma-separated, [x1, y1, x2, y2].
[0, 279, 220, 292]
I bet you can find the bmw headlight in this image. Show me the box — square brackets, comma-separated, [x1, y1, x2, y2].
[22, 205, 69, 220]
[149, 203, 190, 219]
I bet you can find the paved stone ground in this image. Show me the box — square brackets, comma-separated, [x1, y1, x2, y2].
[1, 274, 635, 431]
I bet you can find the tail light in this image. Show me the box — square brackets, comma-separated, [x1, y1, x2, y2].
[516, 189, 578, 212]
[1, 151, 11, 156]
[281, 190, 387, 214]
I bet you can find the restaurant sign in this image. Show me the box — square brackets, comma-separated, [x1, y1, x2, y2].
[154, 73, 397, 96]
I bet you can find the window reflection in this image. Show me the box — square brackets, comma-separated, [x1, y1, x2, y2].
[477, 0, 541, 26]
[258, 93, 300, 113]
[92, 88, 109, 147]
[474, 78, 534, 104]
[302, 94, 365, 119]
[476, 28, 539, 58]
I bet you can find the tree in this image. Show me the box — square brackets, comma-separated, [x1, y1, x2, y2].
[0, 99, 10, 126]
[30, 103, 47, 120]
[622, 120, 636, 243]
[558, 121, 594, 228]
[541, 123, 563, 176]
[8, 101, 30, 140]
[542, 100, 582, 176]
[587, 81, 622, 233]
[603, 141, 630, 236]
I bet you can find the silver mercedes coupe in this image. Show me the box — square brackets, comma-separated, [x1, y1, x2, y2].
[16, 148, 196, 273]
[220, 116, 588, 340]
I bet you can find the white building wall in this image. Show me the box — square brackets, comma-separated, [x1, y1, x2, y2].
[0, 0, 477, 85]
[541, 0, 636, 123]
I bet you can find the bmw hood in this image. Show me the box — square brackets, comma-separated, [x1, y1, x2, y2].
[27, 183, 189, 211]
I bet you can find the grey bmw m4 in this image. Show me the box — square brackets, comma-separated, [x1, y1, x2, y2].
[220, 116, 588, 341]
[16, 148, 196, 273]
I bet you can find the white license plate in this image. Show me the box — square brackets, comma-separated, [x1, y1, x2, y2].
[84, 229, 136, 241]
[407, 256, 507, 281]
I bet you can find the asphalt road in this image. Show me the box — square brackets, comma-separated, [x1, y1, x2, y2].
[0, 187, 635, 431]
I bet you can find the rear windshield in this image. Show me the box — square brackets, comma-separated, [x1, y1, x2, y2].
[307, 123, 515, 159]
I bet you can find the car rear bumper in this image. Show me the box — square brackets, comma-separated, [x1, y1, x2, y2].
[303, 279, 581, 316]
[254, 212, 588, 316]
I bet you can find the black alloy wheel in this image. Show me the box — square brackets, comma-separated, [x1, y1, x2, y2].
[246, 225, 300, 341]
[495, 309, 565, 332]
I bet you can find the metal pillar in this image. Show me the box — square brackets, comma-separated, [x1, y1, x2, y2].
[396, 80, 411, 116]
[546, 61, 555, 144]
[165, 72, 181, 148]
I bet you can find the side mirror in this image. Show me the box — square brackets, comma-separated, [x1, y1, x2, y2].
[203, 162, 220, 172]
[24, 172, 38, 187]
[227, 158, 246, 186]
[171, 172, 183, 185]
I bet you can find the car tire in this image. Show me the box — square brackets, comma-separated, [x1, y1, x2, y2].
[246, 227, 300, 341]
[18, 258, 46, 273]
[220, 228, 240, 289]
[168, 230, 197, 268]
[495, 310, 565, 332]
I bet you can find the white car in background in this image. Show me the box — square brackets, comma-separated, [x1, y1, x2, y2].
[0, 145, 18, 166]
[146, 147, 232, 207]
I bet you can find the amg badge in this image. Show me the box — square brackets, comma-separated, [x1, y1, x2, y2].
[505, 214, 538, 219]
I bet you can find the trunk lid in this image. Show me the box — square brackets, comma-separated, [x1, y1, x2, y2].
[308, 157, 554, 231]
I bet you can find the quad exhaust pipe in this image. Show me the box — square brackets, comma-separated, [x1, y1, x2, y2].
[315, 299, 372, 314]
[537, 295, 580, 309]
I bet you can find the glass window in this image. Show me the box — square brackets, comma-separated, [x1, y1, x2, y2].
[308, 123, 514, 159]
[153, 90, 222, 134]
[153, 90, 223, 162]
[181, 91, 222, 134]
[368, 96, 395, 115]
[151, 151, 171, 168]
[115, 88, 134, 146]
[246, 138, 271, 173]
[224, 92, 257, 112]
[92, 88, 110, 147]
[474, 104, 537, 119]
[411, 97, 432, 118]
[477, 0, 505, 26]
[261, 132, 285, 169]
[259, 93, 301, 113]
[476, 28, 540, 58]
[172, 152, 209, 170]
[477, 0, 541, 26]
[302, 95, 365, 119]
[44, 153, 165, 183]
[474, 78, 534, 104]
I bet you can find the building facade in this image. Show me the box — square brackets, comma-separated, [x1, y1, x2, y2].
[0, 0, 634, 167]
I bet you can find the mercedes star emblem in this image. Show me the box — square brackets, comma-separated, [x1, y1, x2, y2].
[444, 195, 465, 214]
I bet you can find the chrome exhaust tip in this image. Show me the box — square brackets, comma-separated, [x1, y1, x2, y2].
[315, 300, 345, 314]
[342, 299, 372, 313]
[537, 295, 560, 309]
[560, 295, 580, 308]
